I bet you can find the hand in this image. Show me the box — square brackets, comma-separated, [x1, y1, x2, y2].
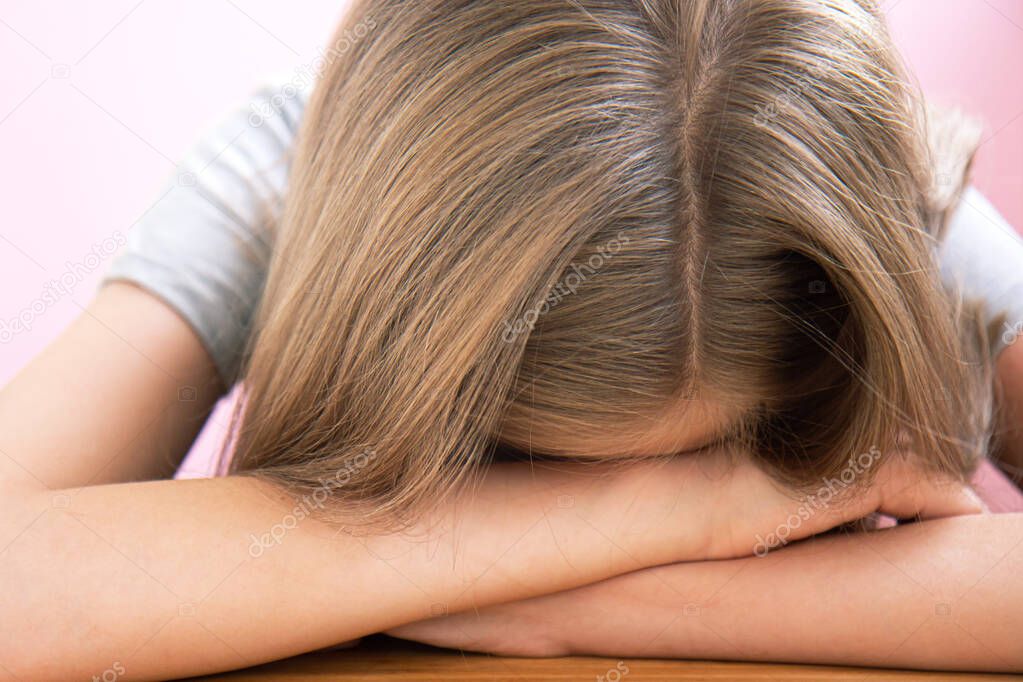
[387, 449, 987, 659]
[704, 445, 985, 559]
[387, 514, 1023, 671]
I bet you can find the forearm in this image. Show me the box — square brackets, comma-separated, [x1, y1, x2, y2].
[1, 458, 710, 680]
[0, 283, 222, 490]
[481, 514, 1023, 671]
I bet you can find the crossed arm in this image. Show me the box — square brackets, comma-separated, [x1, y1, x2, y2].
[1, 283, 1021, 680]
[389, 513, 1023, 671]
[0, 285, 728, 680]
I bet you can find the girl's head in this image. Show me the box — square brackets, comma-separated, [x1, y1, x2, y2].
[229, 0, 994, 520]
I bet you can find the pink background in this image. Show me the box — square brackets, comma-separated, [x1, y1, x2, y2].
[0, 1, 1021, 476]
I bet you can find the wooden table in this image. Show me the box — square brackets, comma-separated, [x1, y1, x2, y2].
[186, 637, 1016, 680]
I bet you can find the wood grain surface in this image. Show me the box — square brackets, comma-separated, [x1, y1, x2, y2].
[185, 637, 1017, 681]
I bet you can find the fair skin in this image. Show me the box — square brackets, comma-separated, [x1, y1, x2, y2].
[388, 514, 1023, 670]
[1, 282, 1021, 680]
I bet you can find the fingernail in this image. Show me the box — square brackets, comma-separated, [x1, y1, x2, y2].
[964, 486, 989, 514]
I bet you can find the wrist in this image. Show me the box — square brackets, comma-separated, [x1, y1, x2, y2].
[512, 599, 575, 657]
[588, 455, 717, 565]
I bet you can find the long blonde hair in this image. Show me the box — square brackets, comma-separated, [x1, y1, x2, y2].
[226, 0, 995, 522]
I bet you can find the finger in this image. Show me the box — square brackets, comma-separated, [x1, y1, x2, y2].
[879, 478, 984, 521]
[965, 485, 990, 514]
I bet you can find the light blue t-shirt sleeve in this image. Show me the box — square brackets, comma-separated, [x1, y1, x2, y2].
[938, 187, 1023, 352]
[103, 82, 307, 385]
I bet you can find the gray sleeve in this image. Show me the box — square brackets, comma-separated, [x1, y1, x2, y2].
[938, 187, 1023, 353]
[105, 88, 1022, 383]
[103, 82, 307, 385]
